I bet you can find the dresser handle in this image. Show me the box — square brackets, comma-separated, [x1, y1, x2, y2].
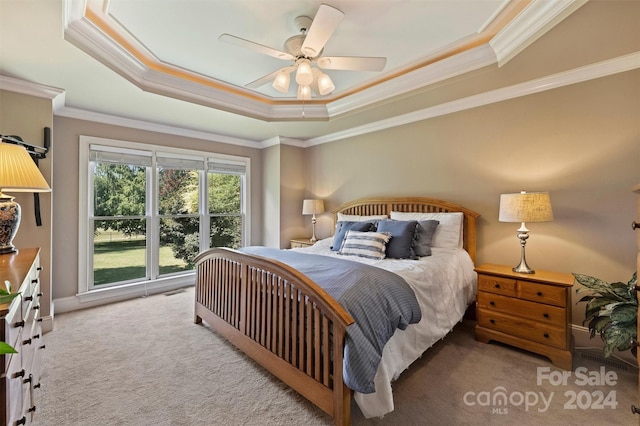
[536, 291, 543, 296]
[22, 338, 32, 345]
[37, 266, 43, 271]
[16, 416, 26, 425]
[543, 313, 549, 318]
[633, 221, 638, 230]
[543, 332, 549, 338]
[33, 305, 40, 310]
[25, 295, 33, 301]
[33, 382, 41, 389]
[489, 301, 495, 306]
[39, 344, 46, 350]
[33, 333, 40, 339]
[494, 284, 500, 289]
[490, 319, 495, 324]
[37, 318, 43, 323]
[37, 292, 43, 297]
[31, 278, 38, 284]
[14, 320, 25, 328]
[13, 369, 25, 379]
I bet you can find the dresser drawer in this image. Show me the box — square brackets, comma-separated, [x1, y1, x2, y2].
[478, 275, 517, 297]
[4, 352, 25, 426]
[517, 280, 567, 307]
[477, 292, 566, 326]
[477, 308, 567, 350]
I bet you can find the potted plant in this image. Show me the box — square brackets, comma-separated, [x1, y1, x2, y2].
[574, 272, 638, 358]
[0, 281, 20, 355]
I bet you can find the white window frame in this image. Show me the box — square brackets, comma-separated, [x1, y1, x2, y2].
[78, 135, 251, 304]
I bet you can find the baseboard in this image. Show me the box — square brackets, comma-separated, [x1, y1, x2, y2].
[571, 324, 637, 368]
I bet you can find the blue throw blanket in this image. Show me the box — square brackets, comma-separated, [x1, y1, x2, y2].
[240, 247, 422, 393]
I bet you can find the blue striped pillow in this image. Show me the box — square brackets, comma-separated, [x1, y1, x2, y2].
[338, 230, 392, 259]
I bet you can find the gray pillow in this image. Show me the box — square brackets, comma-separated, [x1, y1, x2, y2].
[376, 220, 419, 259]
[414, 220, 440, 257]
[331, 221, 375, 251]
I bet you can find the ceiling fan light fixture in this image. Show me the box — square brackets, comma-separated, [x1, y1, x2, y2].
[317, 71, 335, 96]
[295, 59, 313, 86]
[272, 70, 290, 93]
[297, 85, 311, 100]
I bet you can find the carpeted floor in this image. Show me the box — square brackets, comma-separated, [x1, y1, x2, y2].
[33, 286, 638, 425]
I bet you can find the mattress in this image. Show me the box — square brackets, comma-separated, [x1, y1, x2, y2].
[292, 237, 477, 418]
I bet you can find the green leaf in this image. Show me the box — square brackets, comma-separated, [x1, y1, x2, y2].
[602, 325, 637, 357]
[610, 304, 638, 324]
[0, 341, 17, 355]
[0, 292, 20, 305]
[584, 298, 618, 321]
[588, 316, 611, 335]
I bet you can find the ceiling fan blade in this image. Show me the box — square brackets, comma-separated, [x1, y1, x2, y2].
[316, 56, 387, 71]
[219, 34, 294, 61]
[300, 4, 344, 58]
[246, 66, 295, 89]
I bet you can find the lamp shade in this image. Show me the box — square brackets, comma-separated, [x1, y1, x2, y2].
[316, 71, 335, 96]
[295, 59, 313, 86]
[302, 199, 324, 215]
[272, 70, 291, 93]
[0, 142, 51, 192]
[499, 191, 553, 223]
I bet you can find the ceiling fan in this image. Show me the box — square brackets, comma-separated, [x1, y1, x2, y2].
[219, 4, 387, 99]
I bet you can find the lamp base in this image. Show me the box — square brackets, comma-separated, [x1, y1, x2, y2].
[512, 262, 535, 274]
[513, 223, 535, 274]
[0, 194, 21, 254]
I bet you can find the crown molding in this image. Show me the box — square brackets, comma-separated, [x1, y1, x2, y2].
[307, 52, 640, 146]
[0, 75, 66, 111]
[56, 106, 262, 148]
[490, 0, 589, 66]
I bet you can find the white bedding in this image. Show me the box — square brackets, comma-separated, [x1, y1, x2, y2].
[292, 237, 477, 418]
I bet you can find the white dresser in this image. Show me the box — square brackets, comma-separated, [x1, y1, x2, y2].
[1, 248, 44, 426]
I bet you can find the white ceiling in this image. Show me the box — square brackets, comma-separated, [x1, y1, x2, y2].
[0, 0, 585, 146]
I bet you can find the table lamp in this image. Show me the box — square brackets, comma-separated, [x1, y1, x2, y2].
[302, 199, 324, 243]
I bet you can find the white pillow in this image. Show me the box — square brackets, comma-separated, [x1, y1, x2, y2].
[337, 213, 388, 222]
[390, 211, 463, 249]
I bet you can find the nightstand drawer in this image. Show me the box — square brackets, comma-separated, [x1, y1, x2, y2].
[478, 275, 517, 297]
[477, 292, 566, 326]
[477, 308, 567, 349]
[517, 280, 567, 307]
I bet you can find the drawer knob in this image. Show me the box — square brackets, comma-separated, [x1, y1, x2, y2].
[33, 333, 40, 339]
[31, 278, 38, 284]
[543, 332, 549, 338]
[37, 266, 43, 271]
[14, 320, 25, 328]
[632, 405, 640, 415]
[25, 295, 33, 301]
[16, 416, 26, 425]
[536, 291, 543, 296]
[543, 313, 550, 318]
[37, 292, 43, 297]
[494, 284, 500, 289]
[633, 221, 638, 230]
[34, 382, 41, 389]
[490, 319, 495, 324]
[489, 301, 495, 306]
[39, 344, 46, 350]
[13, 369, 25, 379]
[23, 338, 32, 345]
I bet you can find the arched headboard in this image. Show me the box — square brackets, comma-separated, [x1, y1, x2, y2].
[332, 197, 481, 264]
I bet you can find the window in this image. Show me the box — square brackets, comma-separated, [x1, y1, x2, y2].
[79, 136, 250, 299]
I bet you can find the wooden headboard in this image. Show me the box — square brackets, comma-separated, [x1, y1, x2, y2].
[332, 197, 481, 264]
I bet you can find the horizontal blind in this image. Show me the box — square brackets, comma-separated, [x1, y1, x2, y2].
[208, 161, 246, 175]
[157, 156, 205, 170]
[90, 149, 152, 167]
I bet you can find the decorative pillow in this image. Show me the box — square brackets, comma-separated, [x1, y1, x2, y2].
[390, 211, 464, 249]
[414, 220, 440, 257]
[338, 230, 391, 260]
[376, 220, 419, 259]
[337, 213, 388, 222]
[331, 221, 376, 251]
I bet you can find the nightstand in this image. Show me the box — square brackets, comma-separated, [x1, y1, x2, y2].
[474, 263, 574, 370]
[290, 238, 315, 248]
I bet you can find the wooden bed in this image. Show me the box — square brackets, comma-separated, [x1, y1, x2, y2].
[194, 197, 480, 425]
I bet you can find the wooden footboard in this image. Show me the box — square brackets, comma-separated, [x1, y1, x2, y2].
[194, 247, 355, 426]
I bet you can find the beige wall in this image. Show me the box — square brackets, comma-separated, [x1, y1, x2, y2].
[51, 116, 262, 302]
[0, 90, 53, 329]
